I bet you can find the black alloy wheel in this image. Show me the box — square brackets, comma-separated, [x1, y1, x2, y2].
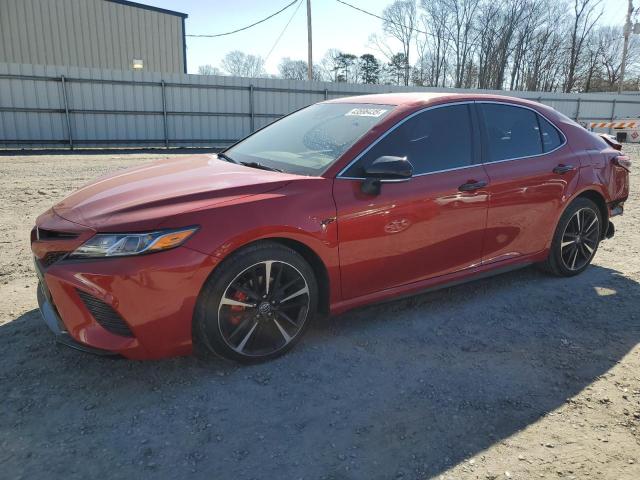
[194, 242, 318, 362]
[539, 197, 602, 277]
[217, 260, 311, 357]
[559, 207, 600, 271]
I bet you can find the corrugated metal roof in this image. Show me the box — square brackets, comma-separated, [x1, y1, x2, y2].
[104, 0, 188, 18]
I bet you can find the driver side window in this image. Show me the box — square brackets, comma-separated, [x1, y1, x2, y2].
[342, 104, 474, 178]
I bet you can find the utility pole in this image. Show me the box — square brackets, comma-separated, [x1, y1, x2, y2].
[619, 0, 634, 94]
[307, 0, 313, 81]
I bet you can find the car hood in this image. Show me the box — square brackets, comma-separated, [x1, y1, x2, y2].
[53, 155, 299, 231]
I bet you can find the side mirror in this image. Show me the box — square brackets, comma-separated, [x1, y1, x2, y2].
[361, 156, 413, 195]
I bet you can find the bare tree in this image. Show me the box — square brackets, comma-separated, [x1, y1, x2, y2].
[215, 0, 640, 92]
[382, 0, 417, 85]
[220, 51, 266, 78]
[278, 58, 324, 81]
[417, 0, 451, 87]
[518, 4, 567, 92]
[321, 49, 344, 82]
[444, 0, 481, 88]
[486, 0, 530, 90]
[368, 32, 396, 64]
[598, 25, 640, 91]
[279, 58, 308, 80]
[581, 28, 605, 92]
[506, 0, 543, 90]
[564, 0, 603, 92]
[475, 1, 502, 89]
[197, 64, 222, 76]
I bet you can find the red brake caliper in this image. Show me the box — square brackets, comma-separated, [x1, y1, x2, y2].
[229, 291, 248, 325]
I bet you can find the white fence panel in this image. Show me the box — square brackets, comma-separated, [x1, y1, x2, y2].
[2, 61, 640, 149]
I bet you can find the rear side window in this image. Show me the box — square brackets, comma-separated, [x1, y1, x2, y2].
[343, 104, 474, 177]
[479, 104, 543, 162]
[538, 115, 563, 152]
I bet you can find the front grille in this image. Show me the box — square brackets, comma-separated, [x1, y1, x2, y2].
[41, 251, 68, 268]
[36, 228, 79, 241]
[77, 290, 134, 337]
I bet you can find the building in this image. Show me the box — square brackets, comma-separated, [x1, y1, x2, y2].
[0, 0, 188, 73]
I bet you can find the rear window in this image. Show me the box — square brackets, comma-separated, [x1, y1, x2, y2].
[479, 104, 543, 162]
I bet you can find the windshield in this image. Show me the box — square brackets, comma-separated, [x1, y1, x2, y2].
[224, 103, 394, 176]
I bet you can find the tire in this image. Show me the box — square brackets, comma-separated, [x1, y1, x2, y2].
[539, 197, 602, 277]
[194, 242, 318, 363]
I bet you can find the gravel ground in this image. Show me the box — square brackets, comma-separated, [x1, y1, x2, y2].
[0, 148, 639, 480]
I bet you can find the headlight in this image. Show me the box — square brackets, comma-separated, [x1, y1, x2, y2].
[69, 227, 198, 259]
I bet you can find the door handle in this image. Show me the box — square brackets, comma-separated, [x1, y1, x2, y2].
[458, 180, 488, 192]
[553, 164, 575, 174]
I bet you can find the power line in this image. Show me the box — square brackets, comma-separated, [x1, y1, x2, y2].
[335, 0, 484, 49]
[186, 0, 299, 38]
[265, 0, 304, 62]
[335, 0, 430, 36]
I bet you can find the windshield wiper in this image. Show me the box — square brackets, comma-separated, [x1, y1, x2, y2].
[217, 152, 239, 164]
[240, 161, 283, 173]
[218, 152, 282, 172]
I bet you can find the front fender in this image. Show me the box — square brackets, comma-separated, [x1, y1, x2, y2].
[159, 177, 342, 305]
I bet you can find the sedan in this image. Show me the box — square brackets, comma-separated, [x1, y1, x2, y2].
[31, 93, 631, 362]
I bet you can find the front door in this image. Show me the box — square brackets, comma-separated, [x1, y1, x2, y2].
[333, 103, 490, 300]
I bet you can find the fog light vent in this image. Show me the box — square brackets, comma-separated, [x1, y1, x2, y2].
[77, 290, 134, 337]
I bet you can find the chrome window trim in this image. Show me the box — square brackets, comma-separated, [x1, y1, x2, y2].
[339, 162, 481, 181]
[336, 100, 568, 181]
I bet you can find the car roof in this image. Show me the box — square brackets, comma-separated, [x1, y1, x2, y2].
[325, 92, 544, 110]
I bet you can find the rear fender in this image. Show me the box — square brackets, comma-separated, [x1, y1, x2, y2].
[579, 149, 629, 204]
[545, 185, 609, 251]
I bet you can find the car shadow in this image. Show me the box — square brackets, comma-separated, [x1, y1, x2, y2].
[1, 264, 638, 479]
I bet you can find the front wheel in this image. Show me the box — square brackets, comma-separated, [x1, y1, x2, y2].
[194, 242, 318, 363]
[540, 197, 602, 277]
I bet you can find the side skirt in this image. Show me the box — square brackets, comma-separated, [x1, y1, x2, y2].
[330, 255, 540, 316]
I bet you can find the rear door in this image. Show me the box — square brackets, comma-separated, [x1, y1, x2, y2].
[333, 103, 490, 300]
[478, 102, 580, 264]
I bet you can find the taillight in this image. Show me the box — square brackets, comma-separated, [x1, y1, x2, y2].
[613, 155, 632, 171]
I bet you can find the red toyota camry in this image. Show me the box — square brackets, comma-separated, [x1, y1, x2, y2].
[31, 93, 630, 362]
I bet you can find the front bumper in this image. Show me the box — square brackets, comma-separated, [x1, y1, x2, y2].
[33, 247, 219, 359]
[31, 207, 223, 359]
[32, 209, 224, 359]
[36, 284, 118, 356]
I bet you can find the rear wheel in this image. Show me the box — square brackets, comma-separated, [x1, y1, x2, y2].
[194, 242, 318, 363]
[540, 197, 602, 276]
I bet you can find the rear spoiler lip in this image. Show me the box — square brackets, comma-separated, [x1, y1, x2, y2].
[598, 133, 623, 151]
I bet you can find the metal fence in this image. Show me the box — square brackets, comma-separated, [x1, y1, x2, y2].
[3, 62, 640, 149]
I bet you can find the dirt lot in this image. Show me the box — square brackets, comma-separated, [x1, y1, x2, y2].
[0, 148, 639, 480]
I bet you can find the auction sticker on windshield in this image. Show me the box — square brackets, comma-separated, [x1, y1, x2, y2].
[345, 108, 389, 117]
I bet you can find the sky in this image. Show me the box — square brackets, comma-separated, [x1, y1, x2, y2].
[140, 0, 628, 75]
